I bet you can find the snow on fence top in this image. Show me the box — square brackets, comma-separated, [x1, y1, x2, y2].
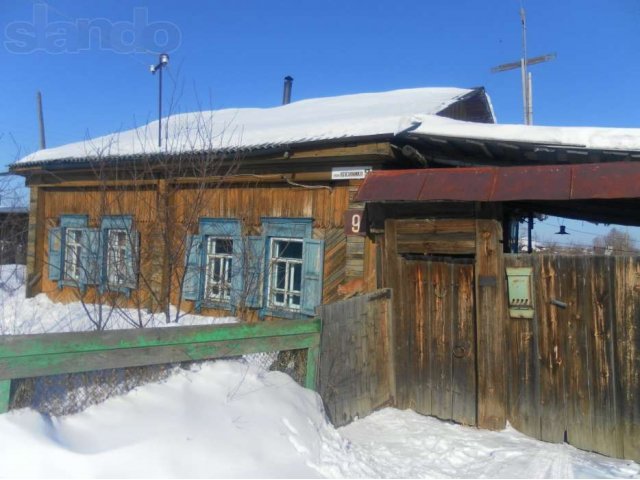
[13, 86, 640, 167]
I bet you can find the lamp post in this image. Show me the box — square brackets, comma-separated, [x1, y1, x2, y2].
[150, 53, 170, 148]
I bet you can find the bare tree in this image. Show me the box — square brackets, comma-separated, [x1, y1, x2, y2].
[593, 228, 638, 255]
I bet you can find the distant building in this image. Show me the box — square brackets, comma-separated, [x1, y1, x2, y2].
[0, 206, 28, 265]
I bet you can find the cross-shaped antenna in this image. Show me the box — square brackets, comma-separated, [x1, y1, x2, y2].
[491, 8, 556, 125]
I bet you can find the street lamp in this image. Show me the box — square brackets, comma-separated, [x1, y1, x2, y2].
[150, 53, 170, 148]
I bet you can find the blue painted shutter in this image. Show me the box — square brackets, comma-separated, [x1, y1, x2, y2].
[48, 227, 64, 281]
[124, 230, 139, 290]
[79, 228, 100, 286]
[182, 234, 204, 306]
[245, 236, 264, 309]
[301, 239, 324, 316]
[230, 235, 243, 308]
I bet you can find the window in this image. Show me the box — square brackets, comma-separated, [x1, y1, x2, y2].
[48, 214, 138, 293]
[182, 217, 324, 318]
[183, 218, 242, 312]
[257, 218, 324, 318]
[63, 228, 83, 282]
[269, 238, 303, 310]
[205, 237, 233, 302]
[106, 229, 129, 287]
[101, 217, 138, 292]
[48, 214, 93, 287]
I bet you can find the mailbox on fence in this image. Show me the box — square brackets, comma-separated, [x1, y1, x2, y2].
[506, 267, 534, 319]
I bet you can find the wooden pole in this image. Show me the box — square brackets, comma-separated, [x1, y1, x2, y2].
[36, 91, 46, 149]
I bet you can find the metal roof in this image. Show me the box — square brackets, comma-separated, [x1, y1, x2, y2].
[355, 162, 640, 203]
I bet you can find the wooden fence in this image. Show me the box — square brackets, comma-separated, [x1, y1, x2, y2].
[505, 254, 640, 462]
[0, 319, 322, 413]
[317, 289, 394, 427]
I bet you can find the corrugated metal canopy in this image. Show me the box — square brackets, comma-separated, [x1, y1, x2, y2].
[355, 162, 640, 203]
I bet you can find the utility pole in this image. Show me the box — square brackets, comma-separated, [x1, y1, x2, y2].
[491, 7, 556, 125]
[36, 91, 46, 149]
[150, 53, 170, 148]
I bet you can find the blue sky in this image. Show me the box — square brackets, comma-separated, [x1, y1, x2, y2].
[1, 0, 639, 247]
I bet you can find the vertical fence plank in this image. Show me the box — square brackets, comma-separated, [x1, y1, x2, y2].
[305, 344, 320, 390]
[614, 256, 640, 461]
[0, 380, 10, 414]
[537, 255, 567, 443]
[451, 262, 477, 425]
[564, 256, 594, 452]
[430, 262, 450, 419]
[412, 261, 432, 415]
[504, 255, 540, 439]
[588, 256, 622, 458]
[475, 218, 507, 430]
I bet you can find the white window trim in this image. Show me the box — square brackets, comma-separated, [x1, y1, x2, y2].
[64, 228, 83, 282]
[204, 236, 233, 303]
[268, 237, 303, 311]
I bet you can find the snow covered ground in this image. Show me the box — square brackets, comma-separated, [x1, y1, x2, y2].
[0, 265, 639, 478]
[0, 361, 637, 478]
[0, 265, 234, 334]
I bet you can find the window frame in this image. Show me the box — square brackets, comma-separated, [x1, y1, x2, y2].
[63, 227, 84, 283]
[50, 214, 92, 289]
[105, 228, 130, 288]
[182, 218, 242, 313]
[204, 236, 234, 303]
[99, 215, 139, 294]
[258, 217, 323, 319]
[268, 237, 304, 311]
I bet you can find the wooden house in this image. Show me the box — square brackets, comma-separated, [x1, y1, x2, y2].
[10, 85, 640, 461]
[10, 87, 494, 321]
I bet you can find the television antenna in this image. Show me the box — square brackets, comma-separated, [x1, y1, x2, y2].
[491, 7, 556, 125]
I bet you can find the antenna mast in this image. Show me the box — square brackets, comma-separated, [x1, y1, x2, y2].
[520, 7, 530, 125]
[491, 7, 555, 125]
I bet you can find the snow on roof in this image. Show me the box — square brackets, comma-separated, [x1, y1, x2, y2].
[408, 115, 640, 152]
[13, 87, 476, 166]
[13, 85, 640, 168]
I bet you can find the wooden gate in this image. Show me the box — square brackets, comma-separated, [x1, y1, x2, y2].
[397, 257, 477, 425]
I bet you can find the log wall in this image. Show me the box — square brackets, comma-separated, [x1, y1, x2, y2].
[35, 182, 372, 320]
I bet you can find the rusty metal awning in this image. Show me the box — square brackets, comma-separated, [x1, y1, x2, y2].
[355, 162, 640, 203]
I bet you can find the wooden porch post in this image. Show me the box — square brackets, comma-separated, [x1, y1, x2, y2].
[475, 205, 507, 430]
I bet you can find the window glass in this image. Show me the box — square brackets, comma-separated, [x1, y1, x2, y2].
[205, 237, 233, 302]
[64, 228, 83, 282]
[107, 229, 128, 286]
[270, 238, 303, 310]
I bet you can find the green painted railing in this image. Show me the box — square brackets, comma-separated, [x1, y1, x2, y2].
[0, 318, 322, 413]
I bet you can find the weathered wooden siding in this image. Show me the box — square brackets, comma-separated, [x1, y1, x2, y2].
[41, 187, 160, 306]
[505, 254, 640, 462]
[317, 289, 394, 427]
[35, 183, 353, 320]
[173, 184, 350, 228]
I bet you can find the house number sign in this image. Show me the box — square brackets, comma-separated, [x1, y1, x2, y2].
[344, 209, 365, 236]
